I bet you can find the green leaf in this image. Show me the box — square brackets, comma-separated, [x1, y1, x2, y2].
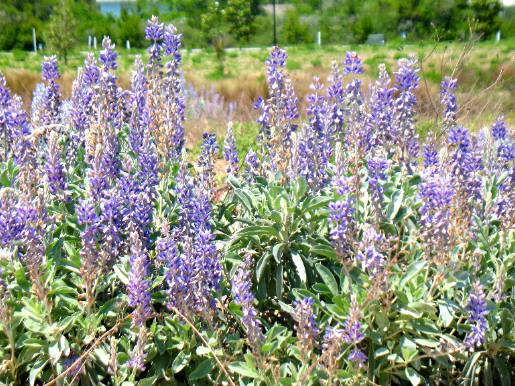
[275, 264, 284, 298]
[256, 253, 271, 282]
[311, 244, 337, 260]
[229, 361, 260, 379]
[413, 338, 439, 348]
[439, 303, 454, 327]
[494, 358, 511, 386]
[387, 188, 404, 220]
[113, 265, 129, 285]
[400, 261, 426, 287]
[374, 347, 389, 358]
[188, 358, 214, 381]
[291, 252, 306, 285]
[172, 351, 191, 373]
[400, 337, 417, 362]
[29, 358, 48, 386]
[272, 243, 284, 263]
[405, 367, 422, 386]
[315, 264, 338, 295]
[138, 376, 157, 386]
[239, 225, 278, 238]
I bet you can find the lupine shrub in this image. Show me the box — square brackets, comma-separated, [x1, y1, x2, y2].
[0, 17, 513, 386]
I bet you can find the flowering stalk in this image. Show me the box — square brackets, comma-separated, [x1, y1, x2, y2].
[292, 297, 318, 360]
[34, 56, 61, 127]
[463, 281, 488, 350]
[343, 296, 367, 368]
[45, 131, 67, 196]
[231, 255, 264, 354]
[224, 122, 239, 177]
[393, 56, 420, 170]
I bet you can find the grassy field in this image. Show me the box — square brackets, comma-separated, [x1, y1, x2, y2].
[1, 40, 513, 149]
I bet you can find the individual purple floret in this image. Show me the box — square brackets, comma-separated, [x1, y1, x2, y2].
[464, 281, 488, 350]
[292, 297, 319, 353]
[231, 255, 264, 353]
[224, 123, 239, 177]
[348, 348, 367, 367]
[343, 51, 364, 75]
[127, 230, 152, 328]
[440, 76, 458, 126]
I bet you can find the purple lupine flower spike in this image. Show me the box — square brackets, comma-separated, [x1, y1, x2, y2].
[231, 255, 264, 353]
[329, 197, 355, 258]
[343, 51, 364, 75]
[292, 297, 319, 354]
[224, 122, 239, 177]
[343, 296, 367, 366]
[127, 229, 152, 328]
[491, 117, 507, 141]
[464, 281, 488, 350]
[42, 55, 59, 82]
[367, 157, 388, 214]
[36, 55, 61, 126]
[45, 131, 67, 195]
[368, 64, 395, 150]
[393, 55, 420, 168]
[99, 37, 117, 70]
[197, 132, 219, 199]
[440, 76, 458, 126]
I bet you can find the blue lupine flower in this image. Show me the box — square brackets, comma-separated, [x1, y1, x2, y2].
[440, 76, 458, 126]
[127, 230, 152, 328]
[45, 131, 67, 195]
[329, 199, 355, 257]
[99, 37, 117, 70]
[343, 51, 364, 75]
[464, 282, 488, 350]
[224, 123, 239, 177]
[41, 55, 59, 81]
[292, 297, 319, 352]
[231, 255, 263, 352]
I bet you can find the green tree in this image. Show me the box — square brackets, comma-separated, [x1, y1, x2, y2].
[44, 0, 78, 63]
[201, 0, 230, 74]
[282, 9, 312, 44]
[471, 0, 502, 38]
[226, 0, 255, 46]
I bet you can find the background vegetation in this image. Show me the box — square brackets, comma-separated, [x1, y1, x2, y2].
[0, 0, 514, 52]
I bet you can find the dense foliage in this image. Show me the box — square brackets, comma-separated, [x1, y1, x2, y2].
[0, 16, 514, 386]
[0, 0, 513, 51]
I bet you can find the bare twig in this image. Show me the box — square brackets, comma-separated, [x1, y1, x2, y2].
[170, 306, 236, 386]
[43, 317, 127, 386]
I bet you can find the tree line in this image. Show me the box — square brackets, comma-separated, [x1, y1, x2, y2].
[0, 0, 512, 54]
